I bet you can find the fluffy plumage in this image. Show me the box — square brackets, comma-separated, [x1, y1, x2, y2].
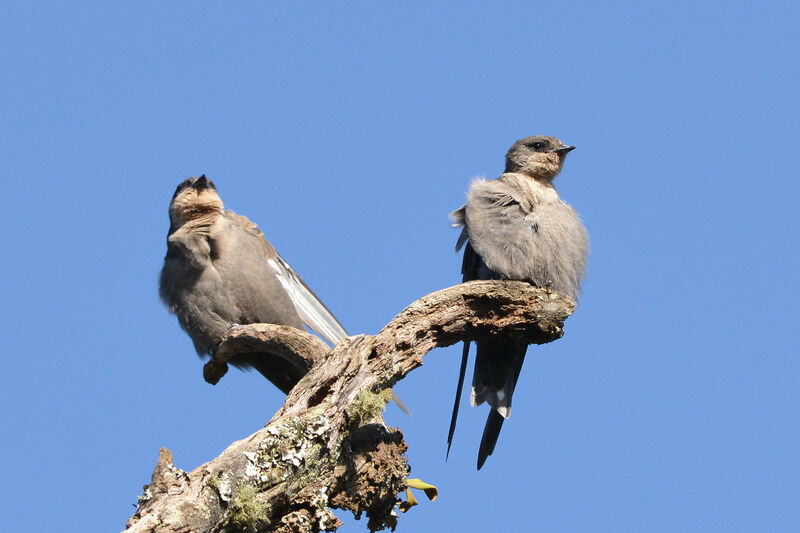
[159, 176, 348, 394]
[447, 135, 589, 469]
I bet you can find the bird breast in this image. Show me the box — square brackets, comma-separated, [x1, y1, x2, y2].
[465, 173, 588, 300]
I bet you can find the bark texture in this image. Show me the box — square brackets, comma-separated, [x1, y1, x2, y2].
[126, 281, 574, 533]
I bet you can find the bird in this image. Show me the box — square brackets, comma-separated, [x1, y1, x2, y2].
[447, 135, 589, 469]
[159, 175, 376, 397]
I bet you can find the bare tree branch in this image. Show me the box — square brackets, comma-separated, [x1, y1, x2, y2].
[126, 281, 574, 533]
[204, 324, 331, 386]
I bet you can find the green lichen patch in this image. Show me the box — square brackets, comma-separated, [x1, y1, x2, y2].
[229, 483, 272, 532]
[347, 388, 392, 428]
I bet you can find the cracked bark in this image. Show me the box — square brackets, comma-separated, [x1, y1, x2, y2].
[125, 280, 575, 533]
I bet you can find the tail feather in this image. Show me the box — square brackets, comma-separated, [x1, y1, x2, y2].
[477, 409, 505, 470]
[471, 338, 526, 414]
[470, 337, 526, 468]
[447, 341, 471, 459]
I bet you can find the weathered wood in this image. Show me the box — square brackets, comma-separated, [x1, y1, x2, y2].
[204, 324, 332, 386]
[125, 281, 574, 533]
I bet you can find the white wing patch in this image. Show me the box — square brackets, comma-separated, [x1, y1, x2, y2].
[267, 256, 348, 345]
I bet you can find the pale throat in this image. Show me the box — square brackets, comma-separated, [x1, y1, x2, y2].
[172, 200, 224, 225]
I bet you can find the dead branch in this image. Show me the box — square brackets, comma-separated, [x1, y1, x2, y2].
[125, 281, 574, 533]
[204, 324, 331, 385]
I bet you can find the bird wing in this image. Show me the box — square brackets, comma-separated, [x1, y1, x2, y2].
[223, 211, 410, 413]
[450, 205, 470, 251]
[163, 222, 214, 271]
[223, 210, 348, 345]
[160, 221, 215, 312]
[462, 175, 538, 281]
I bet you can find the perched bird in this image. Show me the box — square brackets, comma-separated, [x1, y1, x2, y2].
[159, 175, 352, 394]
[447, 135, 589, 469]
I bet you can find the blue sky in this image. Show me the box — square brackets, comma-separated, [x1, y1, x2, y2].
[1, 2, 798, 531]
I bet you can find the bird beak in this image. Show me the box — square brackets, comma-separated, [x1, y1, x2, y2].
[553, 145, 576, 155]
[191, 175, 210, 190]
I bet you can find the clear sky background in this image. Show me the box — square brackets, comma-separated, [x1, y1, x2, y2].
[1, 2, 798, 532]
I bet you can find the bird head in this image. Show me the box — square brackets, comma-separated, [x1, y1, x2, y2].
[168, 175, 224, 226]
[504, 135, 575, 181]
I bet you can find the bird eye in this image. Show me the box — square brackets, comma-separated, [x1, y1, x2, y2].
[529, 142, 545, 151]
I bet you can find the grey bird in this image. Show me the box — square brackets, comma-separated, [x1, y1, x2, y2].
[159, 176, 357, 394]
[447, 135, 589, 469]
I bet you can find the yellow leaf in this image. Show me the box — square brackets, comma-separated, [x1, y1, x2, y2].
[398, 489, 418, 513]
[407, 478, 438, 501]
